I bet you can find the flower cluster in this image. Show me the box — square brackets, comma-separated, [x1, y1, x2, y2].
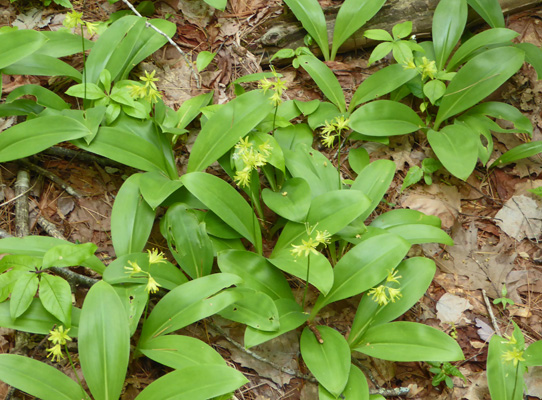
[130, 70, 162, 103]
[124, 249, 166, 294]
[47, 326, 72, 362]
[367, 269, 403, 306]
[403, 56, 437, 80]
[63, 10, 98, 36]
[320, 116, 350, 148]
[232, 136, 272, 187]
[258, 67, 287, 106]
[290, 226, 331, 258]
[501, 334, 525, 367]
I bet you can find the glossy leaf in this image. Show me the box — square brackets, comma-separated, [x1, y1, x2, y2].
[464, 101, 532, 136]
[424, 79, 446, 105]
[263, 177, 311, 222]
[10, 273, 39, 319]
[307, 102, 342, 130]
[35, 30, 94, 58]
[516, 42, 542, 79]
[0, 30, 46, 69]
[349, 147, 370, 174]
[433, 0, 468, 70]
[181, 172, 262, 254]
[42, 242, 97, 269]
[427, 125, 479, 180]
[6, 84, 69, 110]
[319, 365, 370, 400]
[370, 209, 441, 229]
[368, 42, 394, 66]
[0, 355, 84, 400]
[134, 365, 248, 400]
[274, 124, 314, 150]
[491, 140, 542, 168]
[297, 55, 346, 112]
[187, 90, 274, 172]
[467, 0, 505, 28]
[111, 174, 155, 257]
[113, 284, 148, 337]
[196, 51, 216, 71]
[300, 326, 351, 397]
[3, 54, 82, 82]
[386, 224, 453, 245]
[139, 171, 183, 210]
[487, 335, 524, 400]
[219, 288, 279, 331]
[350, 100, 425, 136]
[435, 46, 524, 128]
[525, 341, 542, 367]
[79, 281, 130, 400]
[173, 91, 213, 130]
[283, 0, 329, 60]
[38, 274, 72, 326]
[354, 321, 464, 362]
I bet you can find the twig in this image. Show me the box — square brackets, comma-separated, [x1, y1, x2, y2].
[37, 215, 68, 240]
[482, 289, 502, 337]
[43, 146, 124, 168]
[20, 158, 83, 199]
[0, 228, 11, 238]
[351, 358, 410, 397]
[119, 0, 201, 88]
[15, 170, 30, 237]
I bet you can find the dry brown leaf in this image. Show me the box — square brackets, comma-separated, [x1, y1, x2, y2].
[495, 195, 542, 241]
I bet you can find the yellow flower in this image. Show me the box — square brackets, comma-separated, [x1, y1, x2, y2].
[129, 84, 147, 100]
[145, 87, 162, 103]
[368, 285, 389, 306]
[321, 133, 336, 148]
[274, 77, 287, 95]
[47, 344, 65, 362]
[235, 136, 253, 152]
[420, 57, 437, 80]
[145, 276, 162, 294]
[387, 287, 402, 303]
[270, 91, 282, 106]
[140, 70, 159, 90]
[85, 21, 98, 36]
[63, 10, 83, 29]
[290, 237, 319, 258]
[148, 249, 166, 265]
[403, 58, 417, 70]
[48, 326, 72, 346]
[321, 121, 335, 136]
[234, 167, 252, 187]
[386, 269, 402, 284]
[315, 230, 331, 245]
[502, 348, 525, 367]
[259, 141, 273, 157]
[258, 77, 273, 93]
[124, 260, 142, 275]
[333, 116, 349, 132]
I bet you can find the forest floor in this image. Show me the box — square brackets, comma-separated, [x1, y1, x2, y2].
[1, 0, 542, 399]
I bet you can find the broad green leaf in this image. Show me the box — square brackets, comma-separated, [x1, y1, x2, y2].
[433, 0, 468, 70]
[139, 273, 242, 344]
[487, 335, 524, 400]
[3, 54, 82, 82]
[10, 273, 39, 319]
[219, 288, 279, 331]
[294, 99, 321, 116]
[161, 203, 214, 279]
[181, 172, 262, 254]
[300, 326, 351, 397]
[312, 232, 410, 315]
[284, 0, 329, 60]
[0, 30, 46, 69]
[262, 177, 311, 222]
[113, 284, 148, 337]
[244, 299, 308, 348]
[386, 224, 453, 245]
[297, 55, 346, 112]
[187, 90, 273, 172]
[0, 116, 90, 163]
[424, 79, 446, 105]
[0, 299, 80, 335]
[401, 165, 423, 191]
[319, 365, 370, 400]
[464, 101, 532, 136]
[370, 209, 441, 229]
[516, 42, 542, 80]
[139, 335, 226, 370]
[196, 51, 216, 71]
[42, 242, 97, 269]
[364, 29, 393, 41]
[525, 341, 542, 366]
[467, 0, 505, 28]
[134, 365, 248, 400]
[203, 0, 227, 10]
[139, 171, 183, 210]
[0, 99, 44, 117]
[348, 257, 436, 347]
[111, 174, 155, 257]
[427, 125, 479, 180]
[354, 321, 464, 362]
[174, 91, 213, 130]
[6, 84, 69, 110]
[0, 270, 24, 302]
[349, 147, 370, 174]
[350, 100, 424, 136]
[35, 30, 94, 58]
[65, 83, 106, 100]
[332, 0, 386, 59]
[218, 250, 293, 300]
[79, 281, 130, 400]
[491, 141, 542, 168]
[274, 124, 314, 151]
[393, 21, 413, 40]
[0, 355, 84, 400]
[202, 211, 242, 239]
[434, 46, 524, 128]
[307, 102, 342, 130]
[368, 42, 394, 66]
[38, 274, 72, 326]
[447, 28, 518, 71]
[349, 64, 418, 111]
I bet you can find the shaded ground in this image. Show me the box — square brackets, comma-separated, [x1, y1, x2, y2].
[1, 0, 542, 399]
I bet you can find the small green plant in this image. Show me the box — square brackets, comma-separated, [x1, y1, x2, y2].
[528, 186, 542, 197]
[428, 361, 467, 388]
[493, 284, 515, 310]
[401, 158, 442, 191]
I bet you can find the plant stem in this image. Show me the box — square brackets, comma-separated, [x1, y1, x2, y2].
[302, 254, 311, 310]
[337, 132, 342, 189]
[64, 344, 91, 400]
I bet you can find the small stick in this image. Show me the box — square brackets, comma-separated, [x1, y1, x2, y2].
[20, 158, 83, 199]
[119, 0, 201, 88]
[43, 146, 123, 168]
[15, 170, 30, 237]
[0, 228, 11, 239]
[37, 215, 68, 240]
[482, 289, 502, 337]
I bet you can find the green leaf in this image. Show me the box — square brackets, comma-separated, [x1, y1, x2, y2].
[111, 174, 155, 257]
[262, 177, 311, 222]
[275, 124, 314, 150]
[113, 284, 148, 337]
[284, 0, 329, 60]
[219, 288, 279, 331]
[196, 51, 216, 71]
[65, 83, 106, 100]
[139, 273, 243, 344]
[203, 0, 227, 10]
[370, 209, 441, 229]
[307, 101, 342, 130]
[386, 224, 454, 245]
[525, 341, 542, 366]
[79, 281, 130, 400]
[401, 165, 423, 191]
[0, 355, 84, 400]
[464, 101, 532, 136]
[368, 42, 394, 65]
[364, 29, 393, 42]
[349, 64, 418, 111]
[516, 42, 542, 80]
[350, 100, 425, 136]
[6, 84, 70, 110]
[217, 250, 293, 300]
[181, 172, 262, 254]
[447, 28, 518, 71]
[297, 55, 346, 112]
[173, 91, 213, 130]
[187, 90, 273, 172]
[331, 0, 386, 59]
[427, 125, 479, 180]
[467, 0, 505, 28]
[354, 321, 464, 362]
[487, 335, 524, 400]
[10, 273, 39, 319]
[3, 54, 82, 82]
[38, 274, 72, 326]
[244, 299, 308, 348]
[349, 147, 370, 174]
[424, 79, 446, 105]
[34, 31, 94, 58]
[300, 326, 351, 397]
[491, 141, 542, 168]
[0, 116, 91, 163]
[134, 365, 248, 400]
[435, 46, 524, 128]
[0, 30, 46, 69]
[42, 242, 97, 269]
[138, 171, 183, 210]
[433, 0, 468, 70]
[319, 365, 370, 400]
[139, 335, 226, 370]
[392, 21, 413, 40]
